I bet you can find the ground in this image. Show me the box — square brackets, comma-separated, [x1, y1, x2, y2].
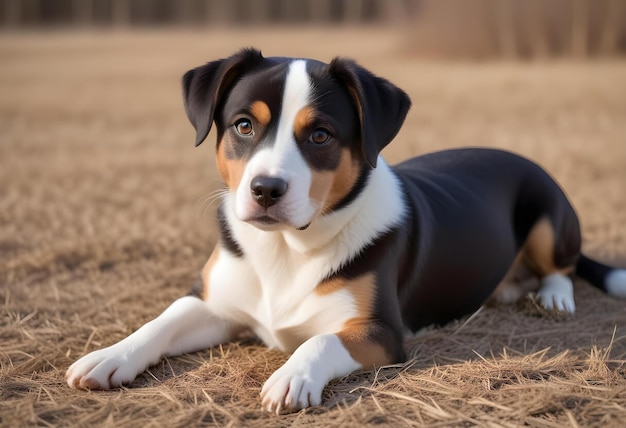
[1, 27, 625, 427]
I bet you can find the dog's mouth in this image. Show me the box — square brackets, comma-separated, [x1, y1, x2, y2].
[246, 214, 286, 231]
[246, 214, 311, 232]
[251, 215, 280, 226]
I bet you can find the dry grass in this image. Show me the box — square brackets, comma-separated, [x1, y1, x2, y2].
[1, 27, 625, 427]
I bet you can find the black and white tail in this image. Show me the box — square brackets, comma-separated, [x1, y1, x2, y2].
[576, 255, 626, 298]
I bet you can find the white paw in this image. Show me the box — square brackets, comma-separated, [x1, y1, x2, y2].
[606, 269, 626, 298]
[537, 273, 575, 313]
[260, 364, 324, 414]
[66, 344, 147, 390]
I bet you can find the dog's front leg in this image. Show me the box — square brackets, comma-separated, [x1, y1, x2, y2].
[260, 334, 360, 414]
[66, 295, 241, 390]
[260, 326, 394, 414]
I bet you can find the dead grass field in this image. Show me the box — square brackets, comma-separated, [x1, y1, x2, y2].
[1, 27, 626, 427]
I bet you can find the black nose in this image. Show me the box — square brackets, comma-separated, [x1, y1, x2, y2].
[250, 176, 288, 208]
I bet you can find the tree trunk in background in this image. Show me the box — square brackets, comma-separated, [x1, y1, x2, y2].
[344, 0, 363, 23]
[526, 0, 550, 59]
[571, 0, 589, 57]
[600, 0, 623, 55]
[72, 0, 93, 26]
[112, 0, 130, 27]
[308, 0, 333, 23]
[4, 0, 21, 27]
[493, 0, 517, 59]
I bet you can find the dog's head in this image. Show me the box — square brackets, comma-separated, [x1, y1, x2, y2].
[183, 48, 410, 231]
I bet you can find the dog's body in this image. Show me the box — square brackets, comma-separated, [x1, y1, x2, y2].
[66, 49, 626, 413]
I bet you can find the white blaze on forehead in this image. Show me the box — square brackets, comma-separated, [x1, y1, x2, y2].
[275, 60, 312, 157]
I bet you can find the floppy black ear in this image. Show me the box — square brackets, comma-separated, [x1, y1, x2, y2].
[182, 48, 264, 147]
[329, 58, 411, 168]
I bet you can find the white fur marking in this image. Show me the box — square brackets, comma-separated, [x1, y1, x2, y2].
[537, 273, 575, 313]
[235, 60, 316, 228]
[260, 334, 360, 414]
[276, 60, 311, 154]
[606, 269, 626, 298]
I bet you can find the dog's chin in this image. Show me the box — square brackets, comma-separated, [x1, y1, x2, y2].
[248, 215, 286, 231]
[244, 215, 311, 232]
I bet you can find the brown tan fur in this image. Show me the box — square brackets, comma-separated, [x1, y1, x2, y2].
[216, 138, 246, 191]
[316, 274, 391, 368]
[293, 106, 315, 138]
[523, 217, 574, 277]
[199, 246, 221, 301]
[308, 149, 360, 215]
[308, 170, 334, 208]
[489, 217, 574, 304]
[326, 150, 361, 211]
[250, 100, 271, 127]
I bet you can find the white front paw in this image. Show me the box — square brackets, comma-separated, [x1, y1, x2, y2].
[260, 364, 324, 414]
[65, 344, 146, 390]
[537, 273, 575, 313]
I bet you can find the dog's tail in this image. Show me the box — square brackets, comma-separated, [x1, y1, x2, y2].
[576, 254, 626, 298]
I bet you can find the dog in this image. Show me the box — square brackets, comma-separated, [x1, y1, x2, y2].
[66, 48, 626, 414]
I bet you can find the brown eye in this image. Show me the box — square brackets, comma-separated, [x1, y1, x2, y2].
[310, 128, 330, 145]
[235, 119, 253, 136]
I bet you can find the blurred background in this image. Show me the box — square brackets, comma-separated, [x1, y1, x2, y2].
[1, 0, 625, 59]
[1, 0, 625, 290]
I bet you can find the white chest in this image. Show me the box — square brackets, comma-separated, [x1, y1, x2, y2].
[205, 245, 357, 353]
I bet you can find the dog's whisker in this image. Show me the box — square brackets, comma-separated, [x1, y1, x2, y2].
[195, 188, 230, 219]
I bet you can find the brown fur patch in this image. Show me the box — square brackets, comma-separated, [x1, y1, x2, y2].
[308, 148, 360, 214]
[314, 273, 375, 305]
[523, 217, 574, 277]
[337, 319, 391, 369]
[250, 100, 271, 127]
[294, 106, 315, 138]
[316, 274, 392, 368]
[216, 139, 246, 190]
[199, 246, 220, 301]
[489, 217, 575, 304]
[308, 170, 334, 209]
[326, 150, 360, 211]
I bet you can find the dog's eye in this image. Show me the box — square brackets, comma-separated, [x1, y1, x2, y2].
[235, 119, 254, 136]
[310, 128, 331, 145]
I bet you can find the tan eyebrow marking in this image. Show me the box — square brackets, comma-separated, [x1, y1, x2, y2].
[294, 106, 316, 138]
[250, 100, 271, 126]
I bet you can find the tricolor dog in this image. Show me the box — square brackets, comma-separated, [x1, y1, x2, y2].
[66, 48, 626, 413]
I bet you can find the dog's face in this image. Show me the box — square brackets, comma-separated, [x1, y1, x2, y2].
[183, 48, 410, 231]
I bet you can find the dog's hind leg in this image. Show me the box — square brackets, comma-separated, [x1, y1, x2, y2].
[66, 296, 242, 390]
[522, 217, 580, 313]
[489, 252, 539, 305]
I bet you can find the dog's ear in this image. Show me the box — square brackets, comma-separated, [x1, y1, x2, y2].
[329, 58, 411, 168]
[182, 48, 264, 147]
